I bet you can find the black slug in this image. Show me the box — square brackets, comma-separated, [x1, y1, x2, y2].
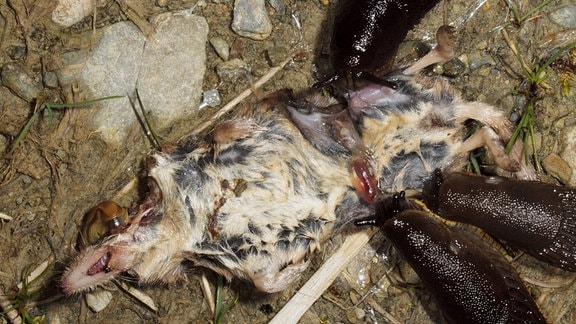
[330, 0, 441, 80]
[356, 193, 546, 324]
[423, 169, 576, 272]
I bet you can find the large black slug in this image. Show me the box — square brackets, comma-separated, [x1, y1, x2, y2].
[423, 169, 576, 272]
[356, 192, 546, 324]
[330, 0, 441, 81]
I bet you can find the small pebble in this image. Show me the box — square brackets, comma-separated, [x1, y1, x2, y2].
[442, 58, 466, 78]
[232, 0, 272, 40]
[1, 62, 42, 102]
[216, 58, 250, 83]
[267, 0, 285, 17]
[8, 46, 27, 60]
[509, 111, 520, 123]
[543, 153, 572, 185]
[52, 0, 95, 28]
[43, 71, 59, 88]
[549, 5, 576, 29]
[21, 175, 32, 185]
[85, 290, 113, 312]
[199, 89, 221, 108]
[209, 37, 230, 61]
[468, 50, 496, 71]
[56, 149, 68, 159]
[354, 308, 366, 320]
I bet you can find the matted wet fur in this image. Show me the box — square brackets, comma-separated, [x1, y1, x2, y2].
[62, 71, 528, 295]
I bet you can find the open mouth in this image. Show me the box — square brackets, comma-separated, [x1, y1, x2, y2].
[87, 251, 111, 275]
[61, 247, 119, 294]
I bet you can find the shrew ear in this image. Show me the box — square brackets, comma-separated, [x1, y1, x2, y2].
[211, 119, 266, 145]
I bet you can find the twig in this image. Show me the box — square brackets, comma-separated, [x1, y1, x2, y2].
[192, 55, 294, 135]
[365, 296, 402, 324]
[115, 0, 156, 40]
[270, 229, 376, 323]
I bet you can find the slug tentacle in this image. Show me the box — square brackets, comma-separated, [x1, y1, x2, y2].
[423, 170, 576, 272]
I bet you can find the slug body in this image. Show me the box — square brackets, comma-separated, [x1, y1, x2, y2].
[330, 0, 441, 79]
[424, 170, 576, 271]
[357, 194, 546, 324]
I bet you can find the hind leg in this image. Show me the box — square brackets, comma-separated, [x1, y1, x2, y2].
[457, 126, 520, 172]
[453, 101, 537, 180]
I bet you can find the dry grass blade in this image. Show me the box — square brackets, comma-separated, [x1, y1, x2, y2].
[0, 293, 21, 324]
[270, 229, 376, 323]
[0, 212, 13, 221]
[200, 274, 215, 315]
[0, 258, 52, 324]
[15, 259, 50, 291]
[116, 281, 158, 312]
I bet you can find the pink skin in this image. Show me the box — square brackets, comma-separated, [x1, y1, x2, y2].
[61, 207, 153, 294]
[61, 244, 134, 294]
[347, 82, 411, 118]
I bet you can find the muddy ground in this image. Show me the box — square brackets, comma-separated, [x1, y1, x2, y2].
[1, 0, 576, 323]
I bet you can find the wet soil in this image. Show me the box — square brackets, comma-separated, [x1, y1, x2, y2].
[1, 0, 575, 323]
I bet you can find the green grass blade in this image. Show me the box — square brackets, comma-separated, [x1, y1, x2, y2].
[46, 95, 124, 109]
[9, 112, 39, 154]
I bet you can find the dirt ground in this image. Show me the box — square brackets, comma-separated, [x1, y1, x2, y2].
[1, 0, 575, 323]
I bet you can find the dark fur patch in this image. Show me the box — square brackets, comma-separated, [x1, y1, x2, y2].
[185, 196, 196, 227]
[381, 141, 449, 190]
[216, 144, 252, 166]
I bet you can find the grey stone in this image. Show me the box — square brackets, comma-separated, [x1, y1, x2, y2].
[468, 50, 496, 71]
[232, 0, 272, 40]
[85, 290, 113, 313]
[200, 89, 221, 108]
[210, 37, 230, 61]
[267, 0, 285, 17]
[1, 62, 42, 102]
[549, 5, 576, 29]
[56, 11, 208, 144]
[43, 71, 59, 89]
[59, 21, 146, 143]
[138, 12, 208, 131]
[52, 0, 95, 28]
[216, 58, 250, 83]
